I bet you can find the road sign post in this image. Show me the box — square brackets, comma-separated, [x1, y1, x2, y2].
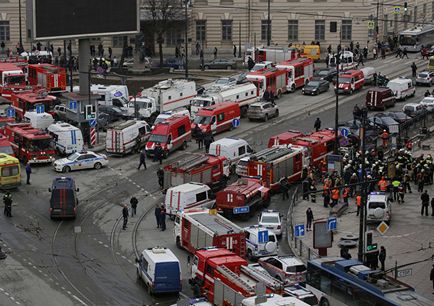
[327, 217, 337, 231]
[232, 118, 240, 128]
[340, 128, 349, 138]
[233, 206, 250, 214]
[6, 107, 15, 118]
[258, 230, 269, 243]
[294, 224, 305, 237]
[35, 104, 45, 114]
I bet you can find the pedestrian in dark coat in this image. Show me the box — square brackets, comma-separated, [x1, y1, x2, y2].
[280, 177, 289, 200]
[3, 192, 12, 217]
[154, 143, 163, 164]
[421, 190, 430, 216]
[213, 47, 218, 59]
[379, 246, 386, 271]
[306, 207, 314, 231]
[130, 196, 138, 217]
[160, 206, 166, 231]
[430, 265, 434, 291]
[122, 204, 129, 230]
[25, 162, 32, 184]
[431, 197, 434, 216]
[194, 125, 203, 149]
[204, 133, 213, 153]
[137, 149, 147, 170]
[402, 47, 409, 59]
[233, 45, 237, 57]
[314, 118, 321, 132]
[154, 204, 161, 228]
[247, 57, 255, 70]
[157, 168, 164, 189]
[411, 62, 417, 77]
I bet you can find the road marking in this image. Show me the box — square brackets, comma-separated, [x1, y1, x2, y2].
[72, 294, 88, 306]
[0, 288, 4, 292]
[61, 287, 65, 290]
[103, 244, 109, 248]
[4, 292, 9, 296]
[10, 297, 15, 301]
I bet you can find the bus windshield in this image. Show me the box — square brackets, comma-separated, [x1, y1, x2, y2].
[399, 35, 417, 46]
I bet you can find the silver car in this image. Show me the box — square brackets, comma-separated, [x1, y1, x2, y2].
[415, 71, 434, 86]
[247, 101, 279, 121]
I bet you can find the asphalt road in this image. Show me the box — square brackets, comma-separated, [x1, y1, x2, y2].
[0, 53, 431, 306]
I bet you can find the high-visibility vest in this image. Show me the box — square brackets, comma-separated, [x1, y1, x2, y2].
[343, 188, 350, 198]
[332, 189, 340, 200]
[356, 196, 362, 206]
[378, 180, 388, 191]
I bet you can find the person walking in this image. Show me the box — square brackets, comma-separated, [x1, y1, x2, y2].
[402, 47, 409, 59]
[213, 47, 218, 59]
[193, 125, 203, 149]
[356, 193, 362, 216]
[431, 196, 434, 216]
[157, 168, 164, 189]
[306, 208, 314, 231]
[137, 149, 147, 170]
[122, 204, 129, 230]
[154, 204, 161, 228]
[233, 45, 237, 58]
[379, 246, 386, 271]
[3, 192, 12, 217]
[411, 62, 417, 77]
[160, 205, 166, 231]
[280, 177, 289, 200]
[421, 190, 430, 216]
[430, 265, 434, 292]
[200, 49, 204, 71]
[372, 47, 377, 59]
[130, 196, 138, 217]
[398, 183, 405, 203]
[154, 143, 164, 165]
[331, 188, 340, 207]
[357, 54, 364, 67]
[314, 118, 321, 132]
[25, 162, 32, 185]
[204, 133, 213, 153]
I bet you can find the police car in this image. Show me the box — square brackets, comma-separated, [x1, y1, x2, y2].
[53, 151, 108, 173]
[258, 210, 283, 237]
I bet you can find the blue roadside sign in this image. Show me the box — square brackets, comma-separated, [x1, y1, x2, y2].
[258, 230, 269, 243]
[294, 224, 305, 237]
[233, 206, 250, 214]
[69, 100, 77, 109]
[35, 104, 45, 114]
[6, 107, 15, 118]
[232, 118, 240, 128]
[341, 127, 349, 138]
[327, 217, 337, 231]
[89, 119, 97, 127]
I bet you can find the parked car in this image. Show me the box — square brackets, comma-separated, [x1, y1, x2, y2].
[313, 67, 337, 82]
[419, 96, 434, 112]
[247, 101, 279, 121]
[53, 104, 67, 121]
[250, 61, 273, 72]
[302, 79, 330, 95]
[402, 103, 426, 117]
[164, 57, 183, 69]
[201, 58, 236, 70]
[214, 77, 237, 88]
[98, 105, 129, 122]
[368, 116, 399, 132]
[376, 111, 412, 125]
[258, 210, 283, 237]
[415, 71, 434, 86]
[53, 151, 109, 173]
[258, 256, 306, 285]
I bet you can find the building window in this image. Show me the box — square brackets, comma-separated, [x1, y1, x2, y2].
[196, 20, 206, 43]
[166, 29, 182, 46]
[112, 36, 125, 48]
[221, 20, 232, 41]
[315, 20, 325, 41]
[0, 21, 10, 42]
[341, 20, 352, 41]
[288, 20, 298, 41]
[261, 20, 272, 41]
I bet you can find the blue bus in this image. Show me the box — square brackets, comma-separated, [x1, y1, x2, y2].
[399, 25, 434, 52]
[306, 257, 432, 306]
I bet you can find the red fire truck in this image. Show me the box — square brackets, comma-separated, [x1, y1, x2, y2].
[245, 146, 306, 190]
[246, 68, 288, 99]
[163, 153, 229, 191]
[190, 248, 284, 305]
[4, 123, 55, 163]
[245, 47, 298, 63]
[174, 209, 246, 257]
[268, 130, 336, 167]
[27, 64, 67, 93]
[0, 134, 14, 156]
[0, 63, 27, 98]
[276, 58, 314, 92]
[215, 178, 270, 218]
[11, 89, 57, 119]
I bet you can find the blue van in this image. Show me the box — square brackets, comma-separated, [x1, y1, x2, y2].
[136, 247, 181, 294]
[48, 177, 79, 219]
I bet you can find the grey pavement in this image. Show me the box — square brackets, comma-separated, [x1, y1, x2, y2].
[290, 136, 434, 301]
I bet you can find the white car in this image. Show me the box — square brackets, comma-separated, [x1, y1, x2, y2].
[244, 225, 278, 259]
[53, 151, 108, 173]
[420, 96, 434, 112]
[258, 256, 306, 285]
[213, 77, 237, 88]
[258, 210, 283, 237]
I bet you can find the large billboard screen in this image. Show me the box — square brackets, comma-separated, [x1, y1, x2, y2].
[32, 0, 139, 40]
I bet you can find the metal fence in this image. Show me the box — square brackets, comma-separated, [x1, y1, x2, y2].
[286, 185, 319, 264]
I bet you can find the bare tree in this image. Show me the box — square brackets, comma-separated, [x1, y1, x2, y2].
[144, 0, 183, 67]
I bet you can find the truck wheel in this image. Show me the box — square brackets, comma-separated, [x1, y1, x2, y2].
[275, 109, 279, 118]
[349, 89, 354, 95]
[94, 162, 102, 170]
[204, 65, 210, 70]
[264, 114, 269, 122]
[320, 298, 330, 306]
[176, 236, 182, 249]
[181, 141, 187, 150]
[291, 84, 296, 92]
[247, 249, 254, 260]
[241, 107, 248, 118]
[63, 166, 71, 173]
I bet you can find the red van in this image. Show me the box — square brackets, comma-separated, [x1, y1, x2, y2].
[145, 115, 191, 157]
[366, 87, 396, 110]
[335, 69, 365, 94]
[192, 103, 240, 136]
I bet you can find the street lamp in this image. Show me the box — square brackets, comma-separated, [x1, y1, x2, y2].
[358, 107, 368, 262]
[18, 0, 23, 50]
[184, 0, 189, 79]
[267, 0, 271, 46]
[334, 24, 342, 154]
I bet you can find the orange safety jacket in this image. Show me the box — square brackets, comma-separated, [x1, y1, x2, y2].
[356, 196, 362, 206]
[331, 188, 340, 200]
[378, 179, 388, 191]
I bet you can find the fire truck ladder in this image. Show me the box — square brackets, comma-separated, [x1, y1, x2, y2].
[261, 147, 292, 162]
[175, 154, 209, 171]
[216, 265, 256, 295]
[241, 266, 284, 292]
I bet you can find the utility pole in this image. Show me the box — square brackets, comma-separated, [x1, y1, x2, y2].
[184, 0, 189, 79]
[18, 0, 23, 50]
[267, 0, 271, 46]
[238, 21, 242, 58]
[334, 24, 341, 154]
[358, 107, 368, 262]
[375, 1, 380, 43]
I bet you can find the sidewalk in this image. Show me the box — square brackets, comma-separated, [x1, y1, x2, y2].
[289, 136, 434, 300]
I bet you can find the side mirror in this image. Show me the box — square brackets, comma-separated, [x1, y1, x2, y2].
[48, 188, 51, 192]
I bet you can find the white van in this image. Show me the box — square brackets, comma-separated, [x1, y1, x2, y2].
[73, 84, 129, 108]
[360, 67, 376, 85]
[387, 77, 416, 100]
[106, 120, 151, 155]
[47, 122, 84, 154]
[24, 111, 54, 130]
[164, 182, 215, 216]
[244, 225, 278, 260]
[208, 137, 254, 171]
[135, 247, 181, 294]
[366, 192, 391, 224]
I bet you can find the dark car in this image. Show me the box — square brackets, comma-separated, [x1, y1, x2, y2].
[49, 177, 79, 219]
[339, 119, 382, 135]
[368, 116, 399, 132]
[164, 57, 183, 69]
[302, 79, 330, 95]
[98, 105, 129, 122]
[375, 111, 412, 125]
[201, 58, 236, 70]
[313, 68, 337, 82]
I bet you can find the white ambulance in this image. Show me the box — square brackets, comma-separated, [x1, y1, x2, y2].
[164, 183, 215, 217]
[106, 120, 151, 155]
[24, 111, 55, 130]
[47, 122, 84, 154]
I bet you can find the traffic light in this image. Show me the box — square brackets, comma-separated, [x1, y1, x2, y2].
[404, 2, 408, 12]
[365, 231, 378, 253]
